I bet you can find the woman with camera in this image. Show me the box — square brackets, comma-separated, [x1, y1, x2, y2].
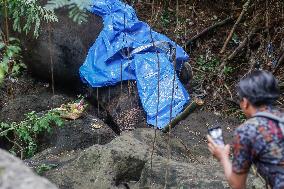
[207, 70, 284, 189]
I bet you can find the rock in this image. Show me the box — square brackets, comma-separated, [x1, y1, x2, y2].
[41, 114, 117, 152]
[30, 128, 218, 188]
[18, 0, 103, 87]
[138, 155, 264, 189]
[0, 149, 58, 189]
[28, 114, 261, 189]
[43, 130, 150, 189]
[0, 94, 71, 123]
[0, 73, 51, 109]
[138, 156, 228, 189]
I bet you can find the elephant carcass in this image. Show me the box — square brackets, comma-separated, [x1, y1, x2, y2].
[19, 2, 103, 88]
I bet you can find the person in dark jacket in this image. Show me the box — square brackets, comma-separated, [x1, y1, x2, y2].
[207, 70, 284, 189]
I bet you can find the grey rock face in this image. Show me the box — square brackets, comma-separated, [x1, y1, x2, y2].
[30, 128, 227, 189]
[0, 149, 58, 189]
[44, 130, 150, 189]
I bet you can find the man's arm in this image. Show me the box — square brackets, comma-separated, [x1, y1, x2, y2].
[207, 135, 248, 189]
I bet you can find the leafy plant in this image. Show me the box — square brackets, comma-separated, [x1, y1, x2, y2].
[196, 55, 220, 72]
[35, 163, 58, 175]
[223, 66, 234, 75]
[0, 110, 64, 158]
[196, 55, 233, 75]
[0, 0, 58, 84]
[0, 36, 26, 84]
[0, 0, 58, 38]
[161, 9, 171, 27]
[45, 0, 93, 24]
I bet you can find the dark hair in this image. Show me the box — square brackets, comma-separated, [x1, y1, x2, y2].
[237, 70, 280, 107]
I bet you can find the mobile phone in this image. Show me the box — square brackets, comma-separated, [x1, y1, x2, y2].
[208, 126, 224, 146]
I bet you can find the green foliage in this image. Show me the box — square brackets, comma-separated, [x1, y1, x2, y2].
[196, 55, 233, 75]
[0, 36, 26, 84]
[161, 10, 171, 27]
[0, 110, 64, 158]
[223, 66, 234, 75]
[197, 55, 220, 72]
[0, 0, 58, 84]
[0, 0, 93, 84]
[35, 163, 58, 175]
[0, 0, 58, 38]
[45, 0, 92, 24]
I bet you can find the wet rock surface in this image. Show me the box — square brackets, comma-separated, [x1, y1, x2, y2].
[0, 149, 58, 189]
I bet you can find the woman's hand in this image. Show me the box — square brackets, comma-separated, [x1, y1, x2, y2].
[207, 135, 230, 162]
[207, 135, 248, 189]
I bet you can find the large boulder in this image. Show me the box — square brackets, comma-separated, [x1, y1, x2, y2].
[0, 149, 58, 189]
[28, 128, 189, 189]
[19, 0, 103, 87]
[138, 156, 228, 189]
[28, 128, 228, 189]
[40, 130, 151, 189]
[40, 114, 117, 153]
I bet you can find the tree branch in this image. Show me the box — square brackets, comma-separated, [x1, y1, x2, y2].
[186, 17, 233, 47]
[220, 0, 251, 54]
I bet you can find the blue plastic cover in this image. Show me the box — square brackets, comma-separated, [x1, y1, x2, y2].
[79, 0, 190, 128]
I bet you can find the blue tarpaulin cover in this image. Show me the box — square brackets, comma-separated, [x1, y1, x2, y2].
[79, 0, 190, 128]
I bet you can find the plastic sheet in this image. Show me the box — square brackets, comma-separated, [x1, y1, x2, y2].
[79, 0, 190, 128]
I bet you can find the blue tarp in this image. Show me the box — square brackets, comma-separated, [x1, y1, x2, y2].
[79, 0, 190, 128]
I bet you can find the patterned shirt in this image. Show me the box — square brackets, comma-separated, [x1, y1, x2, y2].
[232, 109, 284, 188]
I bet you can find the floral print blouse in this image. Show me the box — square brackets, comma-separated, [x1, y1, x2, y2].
[232, 109, 284, 188]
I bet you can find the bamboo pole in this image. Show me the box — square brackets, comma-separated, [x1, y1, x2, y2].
[163, 98, 204, 132]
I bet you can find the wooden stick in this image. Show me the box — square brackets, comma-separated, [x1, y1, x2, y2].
[227, 36, 249, 61]
[220, 0, 251, 54]
[186, 17, 233, 46]
[163, 98, 204, 132]
[224, 84, 233, 100]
